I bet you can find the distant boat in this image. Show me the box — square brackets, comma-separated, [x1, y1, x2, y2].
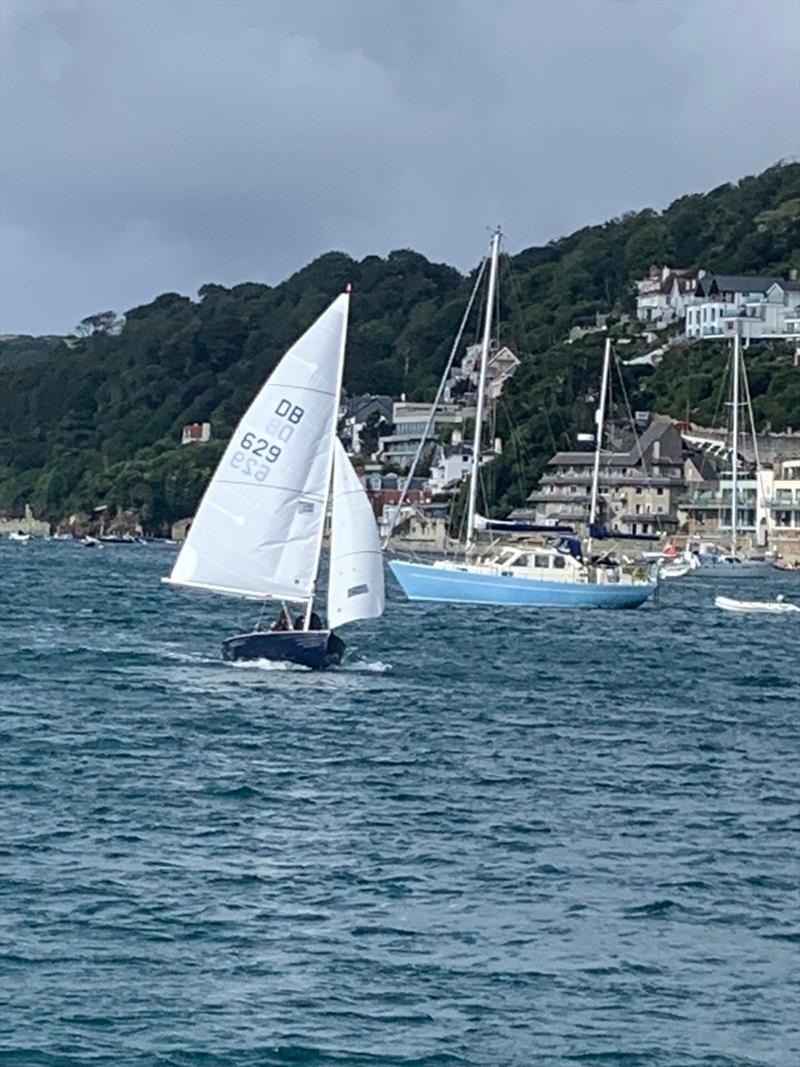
[81, 536, 103, 548]
[8, 531, 31, 542]
[389, 230, 657, 610]
[657, 550, 700, 580]
[98, 534, 145, 544]
[715, 595, 799, 615]
[163, 288, 384, 669]
[694, 334, 771, 579]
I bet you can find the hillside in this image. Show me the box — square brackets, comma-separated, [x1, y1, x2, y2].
[1, 161, 798, 530]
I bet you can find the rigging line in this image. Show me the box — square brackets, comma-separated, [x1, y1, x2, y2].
[740, 348, 771, 537]
[504, 254, 560, 457]
[382, 255, 488, 549]
[711, 346, 731, 436]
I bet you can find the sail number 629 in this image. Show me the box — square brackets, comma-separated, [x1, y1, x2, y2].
[230, 397, 306, 481]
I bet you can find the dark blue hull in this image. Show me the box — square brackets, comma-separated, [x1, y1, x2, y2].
[221, 630, 346, 669]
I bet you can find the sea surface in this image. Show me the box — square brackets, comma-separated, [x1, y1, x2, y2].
[1, 541, 798, 1067]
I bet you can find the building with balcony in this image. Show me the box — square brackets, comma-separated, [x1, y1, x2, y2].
[526, 417, 711, 537]
[377, 401, 476, 470]
[685, 277, 800, 339]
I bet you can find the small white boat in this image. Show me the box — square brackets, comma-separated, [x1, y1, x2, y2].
[715, 595, 799, 615]
[8, 531, 31, 542]
[657, 550, 700, 580]
[81, 536, 103, 549]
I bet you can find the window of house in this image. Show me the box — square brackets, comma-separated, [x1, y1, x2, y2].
[657, 487, 664, 495]
[635, 488, 642, 495]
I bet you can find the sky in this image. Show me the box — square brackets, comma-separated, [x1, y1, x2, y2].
[1, 0, 798, 335]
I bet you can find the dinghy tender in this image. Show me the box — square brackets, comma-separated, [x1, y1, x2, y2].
[715, 595, 799, 615]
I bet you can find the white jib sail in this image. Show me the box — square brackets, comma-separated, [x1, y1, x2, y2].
[327, 438, 385, 627]
[167, 292, 349, 601]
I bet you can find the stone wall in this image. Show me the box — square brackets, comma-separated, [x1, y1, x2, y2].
[0, 504, 50, 537]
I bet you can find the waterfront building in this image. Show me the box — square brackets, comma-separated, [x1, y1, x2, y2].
[525, 417, 711, 537]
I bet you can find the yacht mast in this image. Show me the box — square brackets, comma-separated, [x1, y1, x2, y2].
[587, 336, 612, 557]
[465, 228, 501, 549]
[730, 332, 740, 559]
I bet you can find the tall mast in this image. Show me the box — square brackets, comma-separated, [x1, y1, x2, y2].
[730, 332, 739, 559]
[465, 228, 501, 548]
[587, 335, 612, 557]
[304, 285, 351, 627]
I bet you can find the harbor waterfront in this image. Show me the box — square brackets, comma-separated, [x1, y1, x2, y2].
[1, 540, 798, 1066]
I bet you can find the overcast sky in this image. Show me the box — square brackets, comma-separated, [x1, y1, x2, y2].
[1, 0, 798, 335]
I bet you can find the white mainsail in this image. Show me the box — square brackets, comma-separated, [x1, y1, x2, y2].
[166, 292, 349, 602]
[327, 438, 385, 626]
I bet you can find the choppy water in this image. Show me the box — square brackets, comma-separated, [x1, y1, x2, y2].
[1, 541, 798, 1066]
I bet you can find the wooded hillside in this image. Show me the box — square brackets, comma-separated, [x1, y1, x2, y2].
[1, 161, 798, 529]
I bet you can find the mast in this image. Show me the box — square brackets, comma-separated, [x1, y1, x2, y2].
[465, 228, 501, 548]
[730, 332, 739, 559]
[304, 285, 351, 627]
[587, 336, 612, 557]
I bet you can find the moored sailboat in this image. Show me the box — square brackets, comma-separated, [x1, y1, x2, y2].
[692, 333, 771, 579]
[389, 231, 657, 610]
[164, 289, 384, 668]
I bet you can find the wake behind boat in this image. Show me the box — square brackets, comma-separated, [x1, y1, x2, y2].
[163, 288, 384, 668]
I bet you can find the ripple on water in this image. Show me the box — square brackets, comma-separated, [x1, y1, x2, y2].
[0, 543, 798, 1066]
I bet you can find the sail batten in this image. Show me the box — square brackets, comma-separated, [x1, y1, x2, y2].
[168, 293, 349, 600]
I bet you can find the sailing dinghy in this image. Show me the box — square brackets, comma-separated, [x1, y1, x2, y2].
[164, 289, 384, 669]
[715, 595, 799, 615]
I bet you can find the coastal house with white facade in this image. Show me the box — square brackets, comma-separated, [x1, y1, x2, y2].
[635, 265, 699, 325]
[684, 275, 800, 339]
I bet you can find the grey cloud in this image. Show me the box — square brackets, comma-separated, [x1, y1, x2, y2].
[1, 0, 797, 333]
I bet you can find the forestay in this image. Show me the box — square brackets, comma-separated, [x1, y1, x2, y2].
[167, 293, 349, 601]
[327, 438, 385, 626]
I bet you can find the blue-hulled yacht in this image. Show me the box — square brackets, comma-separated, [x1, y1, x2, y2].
[390, 542, 655, 609]
[387, 230, 658, 611]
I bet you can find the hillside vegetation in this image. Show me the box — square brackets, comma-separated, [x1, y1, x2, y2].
[1, 161, 798, 529]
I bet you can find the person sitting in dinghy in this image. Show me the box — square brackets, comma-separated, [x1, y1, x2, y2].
[272, 609, 291, 632]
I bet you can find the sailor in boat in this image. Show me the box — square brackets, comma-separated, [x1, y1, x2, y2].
[663, 541, 678, 559]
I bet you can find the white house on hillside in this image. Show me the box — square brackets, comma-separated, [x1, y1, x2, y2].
[685, 276, 800, 339]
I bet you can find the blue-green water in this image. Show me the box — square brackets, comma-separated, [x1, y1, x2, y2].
[1, 541, 798, 1066]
